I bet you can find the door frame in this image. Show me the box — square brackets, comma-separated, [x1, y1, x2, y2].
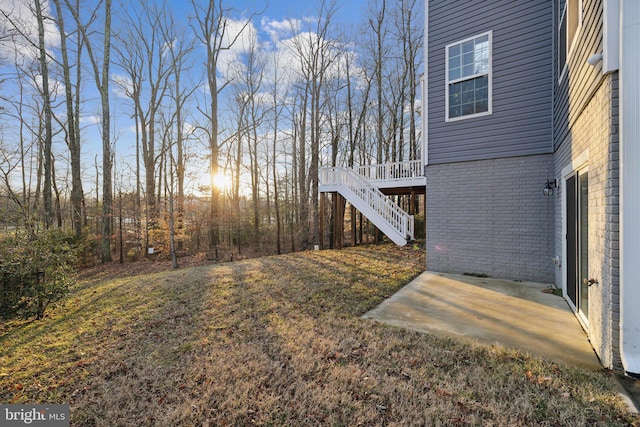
[561, 150, 589, 330]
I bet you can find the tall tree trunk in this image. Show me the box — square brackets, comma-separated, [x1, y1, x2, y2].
[51, 156, 63, 228]
[68, 0, 113, 261]
[233, 102, 244, 254]
[291, 123, 298, 228]
[118, 189, 124, 264]
[34, 0, 53, 229]
[175, 75, 185, 250]
[135, 104, 142, 249]
[167, 145, 178, 269]
[310, 78, 320, 245]
[52, 0, 84, 238]
[75, 0, 87, 228]
[297, 90, 308, 244]
[101, 0, 113, 262]
[374, 0, 386, 165]
[18, 76, 28, 213]
[251, 127, 260, 240]
[272, 86, 282, 255]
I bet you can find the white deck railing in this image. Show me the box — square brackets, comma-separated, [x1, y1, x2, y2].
[357, 159, 423, 183]
[319, 166, 414, 245]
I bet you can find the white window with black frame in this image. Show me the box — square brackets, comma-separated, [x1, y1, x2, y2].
[445, 31, 492, 121]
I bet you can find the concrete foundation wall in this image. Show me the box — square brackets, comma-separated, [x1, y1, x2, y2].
[425, 154, 555, 283]
[553, 73, 620, 370]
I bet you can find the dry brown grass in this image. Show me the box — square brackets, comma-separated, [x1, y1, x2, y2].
[1, 243, 638, 426]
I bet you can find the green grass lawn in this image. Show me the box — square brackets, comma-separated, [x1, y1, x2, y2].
[1, 243, 638, 426]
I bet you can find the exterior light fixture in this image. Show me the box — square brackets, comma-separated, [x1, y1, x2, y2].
[543, 179, 558, 196]
[587, 53, 603, 66]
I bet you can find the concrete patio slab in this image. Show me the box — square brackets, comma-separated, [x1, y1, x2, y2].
[363, 270, 602, 370]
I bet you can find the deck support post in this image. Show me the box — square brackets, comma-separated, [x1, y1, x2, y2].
[332, 193, 345, 250]
[319, 192, 325, 250]
[351, 204, 357, 247]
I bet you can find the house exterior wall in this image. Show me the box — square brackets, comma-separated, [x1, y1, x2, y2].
[553, 73, 619, 370]
[424, 0, 556, 282]
[427, 0, 553, 164]
[553, 0, 605, 150]
[552, 0, 620, 370]
[423, 0, 621, 371]
[425, 154, 555, 283]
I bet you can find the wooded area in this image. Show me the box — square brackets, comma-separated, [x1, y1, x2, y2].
[0, 0, 423, 265]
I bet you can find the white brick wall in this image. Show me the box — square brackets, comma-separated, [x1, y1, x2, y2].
[554, 73, 620, 370]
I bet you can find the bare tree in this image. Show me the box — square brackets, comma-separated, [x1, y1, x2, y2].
[0, 0, 423, 260]
[368, 0, 387, 165]
[161, 11, 197, 250]
[289, 0, 340, 246]
[66, 0, 113, 262]
[230, 90, 248, 253]
[191, 0, 256, 257]
[238, 37, 266, 240]
[344, 48, 373, 245]
[114, 28, 144, 249]
[51, 0, 85, 238]
[0, 1, 56, 230]
[0, 133, 34, 232]
[32, 0, 54, 228]
[268, 51, 287, 254]
[158, 111, 179, 268]
[395, 0, 423, 161]
[0, 62, 42, 231]
[114, 1, 174, 253]
[291, 78, 308, 245]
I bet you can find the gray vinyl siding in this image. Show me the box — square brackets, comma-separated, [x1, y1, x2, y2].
[427, 0, 553, 164]
[553, 0, 605, 149]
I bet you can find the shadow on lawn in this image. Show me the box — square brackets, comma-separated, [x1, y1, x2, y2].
[2, 245, 637, 426]
[172, 253, 411, 425]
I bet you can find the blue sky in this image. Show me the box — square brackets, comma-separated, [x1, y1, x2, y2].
[170, 1, 369, 25]
[162, 0, 369, 36]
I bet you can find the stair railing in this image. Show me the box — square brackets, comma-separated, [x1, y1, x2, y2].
[357, 159, 423, 183]
[319, 166, 414, 242]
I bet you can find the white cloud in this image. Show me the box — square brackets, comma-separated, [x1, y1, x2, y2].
[223, 17, 259, 53]
[216, 17, 260, 82]
[0, 0, 60, 64]
[260, 17, 300, 44]
[197, 12, 362, 109]
[111, 73, 134, 99]
[277, 31, 340, 79]
[24, 72, 65, 99]
[183, 122, 196, 137]
[80, 115, 101, 125]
